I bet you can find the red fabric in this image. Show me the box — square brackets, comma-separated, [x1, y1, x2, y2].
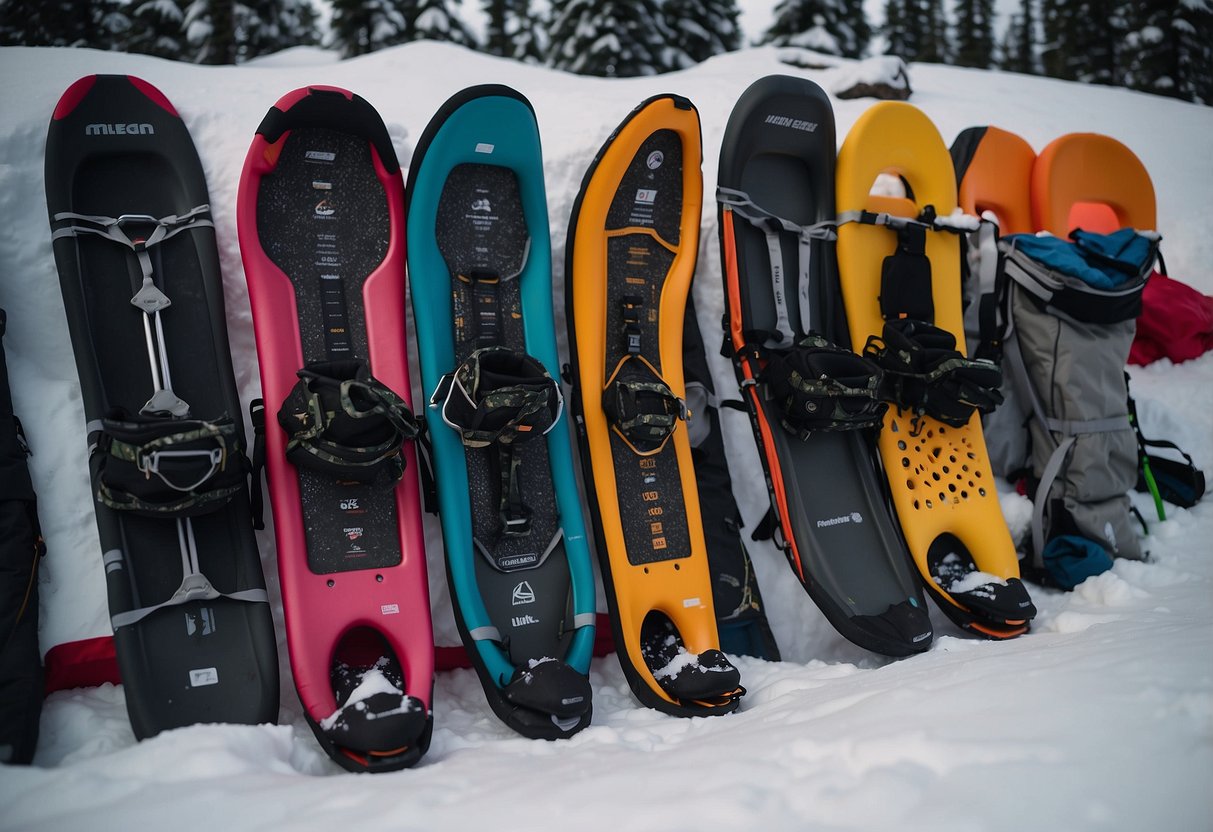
[43, 636, 120, 694]
[43, 615, 619, 692]
[1130, 272, 1213, 365]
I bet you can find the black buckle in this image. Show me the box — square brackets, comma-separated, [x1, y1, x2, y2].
[622, 295, 643, 355]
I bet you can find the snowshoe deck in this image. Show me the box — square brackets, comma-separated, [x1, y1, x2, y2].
[717, 76, 933, 657]
[238, 86, 432, 771]
[835, 102, 1036, 638]
[951, 125, 1036, 236]
[45, 75, 278, 737]
[567, 94, 744, 717]
[1031, 133, 1155, 237]
[406, 85, 596, 740]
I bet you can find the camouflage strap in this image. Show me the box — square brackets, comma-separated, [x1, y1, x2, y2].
[601, 354, 686, 454]
[93, 415, 247, 518]
[756, 334, 887, 437]
[431, 347, 562, 537]
[432, 347, 562, 448]
[863, 318, 1003, 433]
[279, 359, 419, 487]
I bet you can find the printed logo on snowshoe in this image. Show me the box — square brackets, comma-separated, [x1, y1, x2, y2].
[185, 607, 216, 637]
[646, 150, 664, 170]
[511, 580, 536, 605]
[815, 512, 863, 528]
[471, 198, 492, 212]
[188, 667, 219, 687]
[635, 189, 657, 204]
[499, 553, 538, 569]
[561, 696, 585, 705]
[305, 150, 336, 162]
[312, 180, 332, 191]
[682, 597, 701, 608]
[511, 614, 539, 627]
[381, 604, 400, 615]
[763, 114, 818, 133]
[344, 527, 364, 541]
[339, 498, 363, 512]
[85, 123, 154, 136]
[474, 143, 495, 154]
[314, 199, 336, 217]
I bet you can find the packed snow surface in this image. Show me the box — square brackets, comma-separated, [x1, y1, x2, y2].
[1, 42, 1211, 832]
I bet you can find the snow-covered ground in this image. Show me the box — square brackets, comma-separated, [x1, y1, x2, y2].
[1, 42, 1210, 832]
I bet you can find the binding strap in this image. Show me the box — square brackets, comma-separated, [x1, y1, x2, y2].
[278, 360, 419, 487]
[718, 186, 837, 347]
[432, 347, 561, 536]
[837, 206, 980, 323]
[757, 334, 887, 437]
[92, 413, 247, 518]
[602, 354, 686, 454]
[52, 205, 214, 418]
[864, 318, 1003, 432]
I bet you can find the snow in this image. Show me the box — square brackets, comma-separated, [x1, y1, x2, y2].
[318, 664, 411, 732]
[1, 41, 1212, 832]
[947, 569, 1008, 595]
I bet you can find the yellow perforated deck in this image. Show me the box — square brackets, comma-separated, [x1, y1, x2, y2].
[836, 103, 1022, 623]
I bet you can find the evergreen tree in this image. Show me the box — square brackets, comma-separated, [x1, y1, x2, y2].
[665, 0, 741, 64]
[998, 0, 1038, 74]
[408, 0, 474, 45]
[1040, 0, 1127, 84]
[0, 0, 128, 49]
[883, 0, 917, 58]
[883, 0, 951, 62]
[1123, 0, 1213, 104]
[505, 0, 545, 63]
[483, 0, 510, 55]
[952, 0, 994, 68]
[547, 0, 673, 76]
[249, 0, 320, 55]
[840, 0, 871, 57]
[127, 0, 189, 60]
[184, 0, 237, 63]
[915, 0, 950, 63]
[762, 0, 869, 59]
[329, 0, 408, 56]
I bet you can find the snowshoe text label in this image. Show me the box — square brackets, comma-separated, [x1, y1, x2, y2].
[85, 123, 155, 136]
[763, 115, 817, 132]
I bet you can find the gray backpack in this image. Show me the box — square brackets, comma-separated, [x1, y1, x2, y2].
[969, 227, 1158, 584]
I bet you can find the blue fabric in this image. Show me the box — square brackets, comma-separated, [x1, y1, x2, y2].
[1041, 534, 1114, 590]
[1007, 229, 1152, 290]
[1071, 228, 1155, 273]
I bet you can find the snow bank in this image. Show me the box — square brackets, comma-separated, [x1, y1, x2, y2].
[1, 41, 1211, 832]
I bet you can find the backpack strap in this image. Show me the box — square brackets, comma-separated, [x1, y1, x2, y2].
[970, 214, 1011, 364]
[717, 186, 837, 347]
[1126, 375, 1205, 515]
